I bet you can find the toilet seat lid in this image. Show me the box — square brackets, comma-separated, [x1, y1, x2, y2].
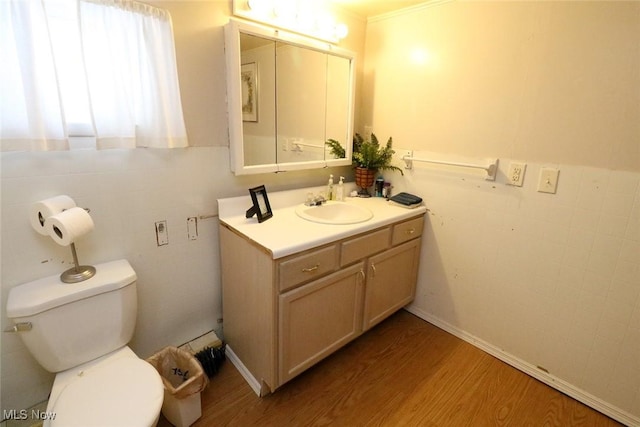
[51, 357, 163, 427]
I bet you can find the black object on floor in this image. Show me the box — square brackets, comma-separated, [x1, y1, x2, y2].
[195, 344, 226, 378]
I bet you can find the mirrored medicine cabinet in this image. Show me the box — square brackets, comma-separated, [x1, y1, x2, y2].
[224, 18, 356, 175]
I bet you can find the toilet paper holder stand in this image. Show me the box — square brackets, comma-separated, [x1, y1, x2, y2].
[54, 206, 95, 283]
[61, 242, 96, 283]
[30, 197, 96, 283]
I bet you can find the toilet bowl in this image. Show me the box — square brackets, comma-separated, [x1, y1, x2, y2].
[6, 259, 164, 427]
[45, 347, 163, 427]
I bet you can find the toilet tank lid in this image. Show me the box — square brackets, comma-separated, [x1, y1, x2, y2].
[7, 259, 137, 318]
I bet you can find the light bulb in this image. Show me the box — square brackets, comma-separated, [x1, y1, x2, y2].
[335, 23, 349, 40]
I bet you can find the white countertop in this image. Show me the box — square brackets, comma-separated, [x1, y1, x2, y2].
[218, 186, 427, 259]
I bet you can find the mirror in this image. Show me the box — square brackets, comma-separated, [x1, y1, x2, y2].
[225, 19, 355, 175]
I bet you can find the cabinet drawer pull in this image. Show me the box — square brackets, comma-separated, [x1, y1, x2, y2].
[302, 264, 320, 273]
[406, 228, 416, 235]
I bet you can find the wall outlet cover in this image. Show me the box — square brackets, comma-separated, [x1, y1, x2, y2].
[507, 162, 526, 186]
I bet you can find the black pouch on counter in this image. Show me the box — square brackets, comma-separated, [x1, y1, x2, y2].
[389, 192, 423, 208]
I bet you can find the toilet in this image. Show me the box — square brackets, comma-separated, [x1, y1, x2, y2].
[6, 259, 164, 427]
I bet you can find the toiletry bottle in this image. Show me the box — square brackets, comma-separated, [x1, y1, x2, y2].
[336, 176, 345, 201]
[327, 174, 334, 200]
[375, 176, 384, 197]
[383, 182, 392, 199]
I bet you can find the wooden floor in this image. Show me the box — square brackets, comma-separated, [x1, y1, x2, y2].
[160, 310, 621, 426]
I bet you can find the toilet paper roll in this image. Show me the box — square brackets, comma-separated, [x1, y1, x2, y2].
[30, 195, 77, 235]
[46, 207, 94, 246]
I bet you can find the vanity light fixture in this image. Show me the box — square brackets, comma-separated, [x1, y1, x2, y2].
[335, 22, 349, 39]
[237, 0, 348, 43]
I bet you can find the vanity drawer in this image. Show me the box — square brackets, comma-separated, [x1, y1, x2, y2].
[392, 216, 424, 246]
[341, 227, 391, 266]
[279, 245, 338, 292]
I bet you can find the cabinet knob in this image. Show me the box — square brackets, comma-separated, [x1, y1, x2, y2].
[301, 264, 320, 273]
[406, 228, 416, 235]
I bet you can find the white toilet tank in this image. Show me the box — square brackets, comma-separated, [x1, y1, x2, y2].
[6, 259, 138, 373]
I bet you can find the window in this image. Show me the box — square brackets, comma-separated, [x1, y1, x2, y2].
[0, 0, 188, 151]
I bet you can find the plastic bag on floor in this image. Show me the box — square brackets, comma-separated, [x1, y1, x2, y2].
[147, 346, 208, 399]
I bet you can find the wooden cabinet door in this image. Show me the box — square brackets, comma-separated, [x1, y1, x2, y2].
[363, 238, 421, 331]
[279, 263, 365, 385]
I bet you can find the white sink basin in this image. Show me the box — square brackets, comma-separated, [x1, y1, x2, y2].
[295, 201, 373, 225]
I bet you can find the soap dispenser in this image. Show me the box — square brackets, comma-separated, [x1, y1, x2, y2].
[336, 176, 345, 201]
[327, 174, 334, 200]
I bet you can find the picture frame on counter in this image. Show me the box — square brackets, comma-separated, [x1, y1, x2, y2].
[246, 185, 273, 222]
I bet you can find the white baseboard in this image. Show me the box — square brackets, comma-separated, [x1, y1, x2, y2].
[404, 306, 639, 427]
[225, 345, 263, 397]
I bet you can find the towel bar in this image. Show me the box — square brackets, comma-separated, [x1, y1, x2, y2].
[402, 154, 498, 181]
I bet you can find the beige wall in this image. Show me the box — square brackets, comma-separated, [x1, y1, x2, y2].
[367, 1, 640, 423]
[364, 1, 639, 171]
[153, 1, 230, 147]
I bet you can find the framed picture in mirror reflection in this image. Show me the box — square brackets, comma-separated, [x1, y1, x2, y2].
[241, 62, 258, 122]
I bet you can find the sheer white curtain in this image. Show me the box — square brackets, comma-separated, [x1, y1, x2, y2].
[0, 0, 68, 151]
[0, 0, 188, 151]
[79, 0, 188, 149]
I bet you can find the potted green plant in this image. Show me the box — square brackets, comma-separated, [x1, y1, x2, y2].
[326, 133, 403, 195]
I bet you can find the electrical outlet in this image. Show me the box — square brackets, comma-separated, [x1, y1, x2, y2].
[155, 220, 168, 246]
[537, 168, 560, 194]
[507, 162, 526, 186]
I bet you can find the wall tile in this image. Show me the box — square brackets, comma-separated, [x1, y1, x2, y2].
[398, 160, 639, 421]
[1, 147, 225, 412]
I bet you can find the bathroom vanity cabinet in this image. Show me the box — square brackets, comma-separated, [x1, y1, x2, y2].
[219, 212, 424, 395]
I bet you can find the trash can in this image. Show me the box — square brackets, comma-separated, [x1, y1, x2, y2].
[147, 346, 209, 427]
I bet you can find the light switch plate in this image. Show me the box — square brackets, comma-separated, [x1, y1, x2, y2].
[187, 217, 198, 240]
[537, 168, 559, 194]
[155, 220, 168, 246]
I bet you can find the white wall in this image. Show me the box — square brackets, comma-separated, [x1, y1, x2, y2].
[390, 158, 639, 424]
[1, 147, 224, 411]
[367, 1, 639, 424]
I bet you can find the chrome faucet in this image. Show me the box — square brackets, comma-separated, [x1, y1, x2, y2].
[304, 193, 326, 206]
